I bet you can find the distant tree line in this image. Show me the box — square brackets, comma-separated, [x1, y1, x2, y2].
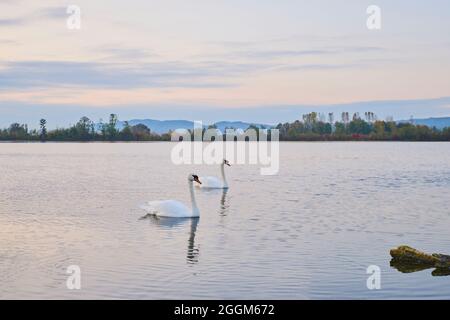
[0, 114, 171, 141]
[276, 112, 450, 141]
[0, 112, 449, 142]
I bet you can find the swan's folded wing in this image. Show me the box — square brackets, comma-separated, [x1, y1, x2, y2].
[141, 200, 191, 217]
[199, 176, 223, 188]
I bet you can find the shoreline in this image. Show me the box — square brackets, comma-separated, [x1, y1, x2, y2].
[0, 140, 449, 143]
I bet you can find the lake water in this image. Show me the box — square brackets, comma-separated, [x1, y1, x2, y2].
[0, 142, 449, 299]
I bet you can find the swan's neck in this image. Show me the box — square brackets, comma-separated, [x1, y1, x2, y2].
[189, 181, 200, 216]
[220, 163, 228, 188]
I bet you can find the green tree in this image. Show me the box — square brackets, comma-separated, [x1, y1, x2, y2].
[131, 124, 151, 140]
[75, 116, 95, 140]
[40, 119, 47, 141]
[8, 123, 29, 140]
[348, 118, 371, 135]
[106, 114, 118, 140]
[120, 121, 134, 141]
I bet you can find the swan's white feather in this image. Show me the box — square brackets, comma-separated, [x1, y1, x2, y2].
[197, 176, 227, 189]
[140, 200, 197, 218]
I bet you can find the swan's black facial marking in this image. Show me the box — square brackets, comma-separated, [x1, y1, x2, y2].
[192, 174, 202, 184]
[223, 159, 231, 166]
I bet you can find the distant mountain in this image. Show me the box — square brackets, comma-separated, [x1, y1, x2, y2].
[213, 121, 271, 132]
[398, 117, 450, 130]
[116, 119, 195, 134]
[115, 119, 271, 134]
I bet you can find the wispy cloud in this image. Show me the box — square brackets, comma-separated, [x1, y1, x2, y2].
[272, 63, 362, 72]
[231, 49, 337, 59]
[94, 45, 158, 62]
[0, 17, 26, 26]
[0, 5, 67, 28]
[229, 46, 386, 60]
[37, 6, 66, 19]
[0, 52, 379, 92]
[0, 60, 256, 90]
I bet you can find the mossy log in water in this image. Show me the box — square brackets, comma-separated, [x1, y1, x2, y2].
[390, 246, 450, 267]
[390, 246, 450, 276]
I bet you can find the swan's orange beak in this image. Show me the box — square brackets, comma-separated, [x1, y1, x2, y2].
[194, 176, 202, 184]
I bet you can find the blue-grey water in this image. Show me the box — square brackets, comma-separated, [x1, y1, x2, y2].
[0, 142, 449, 299]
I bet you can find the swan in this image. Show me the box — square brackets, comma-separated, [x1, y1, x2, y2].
[140, 174, 202, 217]
[197, 159, 231, 189]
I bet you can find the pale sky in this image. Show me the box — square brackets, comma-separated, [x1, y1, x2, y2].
[1, 0, 450, 126]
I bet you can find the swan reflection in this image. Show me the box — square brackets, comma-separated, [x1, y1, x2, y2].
[186, 218, 199, 264]
[198, 188, 230, 216]
[219, 188, 229, 216]
[141, 214, 200, 264]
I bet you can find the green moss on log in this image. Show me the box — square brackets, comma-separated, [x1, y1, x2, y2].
[390, 246, 450, 272]
[390, 246, 440, 265]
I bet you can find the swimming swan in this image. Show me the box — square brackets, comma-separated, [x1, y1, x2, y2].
[197, 159, 231, 189]
[140, 174, 202, 217]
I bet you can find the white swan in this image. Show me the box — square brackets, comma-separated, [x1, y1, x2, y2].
[140, 174, 202, 217]
[197, 159, 231, 189]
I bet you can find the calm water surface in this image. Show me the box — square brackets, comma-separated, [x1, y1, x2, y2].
[0, 142, 449, 299]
